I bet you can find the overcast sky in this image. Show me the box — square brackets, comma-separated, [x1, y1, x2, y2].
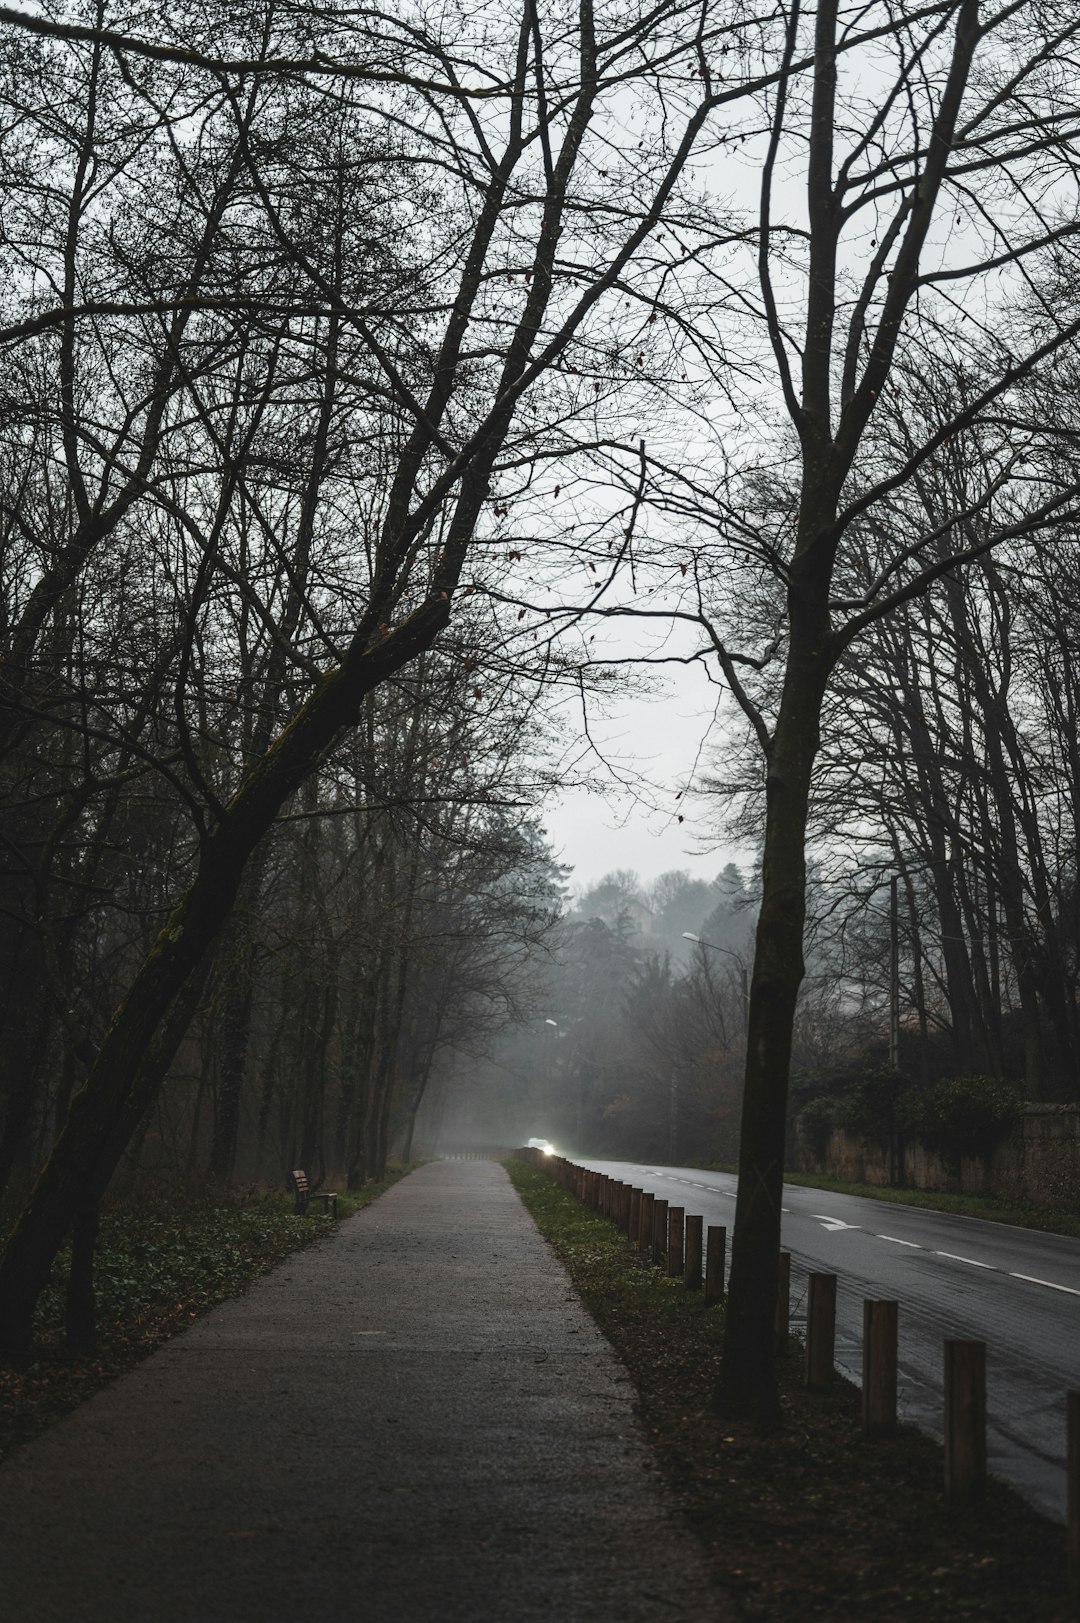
[540, 652, 745, 895]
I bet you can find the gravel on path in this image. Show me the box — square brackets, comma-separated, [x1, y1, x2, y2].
[0, 1159, 733, 1622]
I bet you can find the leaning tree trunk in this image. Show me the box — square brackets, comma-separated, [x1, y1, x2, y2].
[0, 599, 449, 1357]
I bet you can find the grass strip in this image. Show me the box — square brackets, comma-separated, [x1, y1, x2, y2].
[701, 1163, 1080, 1240]
[506, 1156, 1070, 1621]
[772, 1171, 1080, 1240]
[0, 1165, 414, 1461]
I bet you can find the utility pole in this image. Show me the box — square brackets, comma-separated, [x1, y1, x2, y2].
[669, 1072, 678, 1162]
[889, 875, 900, 1071]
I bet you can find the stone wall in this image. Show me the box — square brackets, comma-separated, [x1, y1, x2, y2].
[795, 1103, 1080, 1210]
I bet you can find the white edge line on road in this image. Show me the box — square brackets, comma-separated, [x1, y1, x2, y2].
[933, 1251, 996, 1269]
[1010, 1273, 1080, 1296]
[876, 1235, 922, 1248]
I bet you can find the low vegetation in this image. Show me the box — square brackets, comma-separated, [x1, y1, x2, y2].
[506, 1158, 1070, 1621]
[0, 1168, 411, 1462]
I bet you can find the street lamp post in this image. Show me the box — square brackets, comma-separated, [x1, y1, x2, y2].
[682, 933, 749, 1032]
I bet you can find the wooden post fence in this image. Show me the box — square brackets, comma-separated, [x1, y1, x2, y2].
[944, 1340, 986, 1507]
[705, 1225, 726, 1306]
[684, 1214, 703, 1290]
[639, 1192, 655, 1258]
[652, 1198, 668, 1266]
[774, 1251, 791, 1354]
[862, 1300, 898, 1438]
[1068, 1391, 1080, 1614]
[806, 1273, 837, 1393]
[667, 1208, 684, 1278]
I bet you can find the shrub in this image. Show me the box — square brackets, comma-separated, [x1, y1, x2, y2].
[832, 1066, 907, 1148]
[896, 1074, 1023, 1168]
[798, 1096, 843, 1161]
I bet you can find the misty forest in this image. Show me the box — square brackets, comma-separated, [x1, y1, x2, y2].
[3, 0, 1080, 1417]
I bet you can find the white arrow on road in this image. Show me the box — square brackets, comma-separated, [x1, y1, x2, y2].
[811, 1215, 862, 1233]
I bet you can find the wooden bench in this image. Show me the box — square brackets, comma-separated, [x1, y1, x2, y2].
[289, 1169, 338, 1219]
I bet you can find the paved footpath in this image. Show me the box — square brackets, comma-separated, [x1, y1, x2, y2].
[0, 1160, 733, 1621]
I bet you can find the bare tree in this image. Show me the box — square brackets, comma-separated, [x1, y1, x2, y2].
[706, 1, 1080, 1420]
[535, 1, 1080, 1418]
[0, 0, 754, 1353]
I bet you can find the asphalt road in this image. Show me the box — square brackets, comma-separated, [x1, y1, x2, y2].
[579, 1159, 1080, 1524]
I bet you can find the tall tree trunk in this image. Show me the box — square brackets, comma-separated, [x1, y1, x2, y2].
[719, 0, 982, 1421]
[299, 980, 337, 1175]
[64, 1201, 99, 1355]
[402, 1045, 438, 1163]
[719, 570, 832, 1423]
[207, 847, 270, 1183]
[0, 802, 52, 1202]
[208, 951, 257, 1182]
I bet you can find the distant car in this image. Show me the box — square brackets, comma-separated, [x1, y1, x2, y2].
[527, 1137, 555, 1154]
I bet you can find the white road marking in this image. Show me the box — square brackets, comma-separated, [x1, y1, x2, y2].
[812, 1215, 862, 1232]
[877, 1235, 922, 1248]
[933, 1251, 995, 1269]
[1010, 1273, 1080, 1297]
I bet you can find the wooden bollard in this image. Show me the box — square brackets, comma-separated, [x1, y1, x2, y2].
[705, 1225, 726, 1306]
[944, 1339, 986, 1507]
[639, 1192, 655, 1257]
[806, 1273, 837, 1392]
[667, 1207, 684, 1277]
[862, 1300, 898, 1438]
[1067, 1392, 1080, 1612]
[684, 1214, 703, 1290]
[629, 1188, 642, 1243]
[652, 1198, 668, 1265]
[774, 1251, 791, 1353]
[619, 1183, 631, 1233]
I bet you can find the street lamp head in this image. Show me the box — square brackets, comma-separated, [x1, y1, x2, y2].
[681, 932, 701, 943]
